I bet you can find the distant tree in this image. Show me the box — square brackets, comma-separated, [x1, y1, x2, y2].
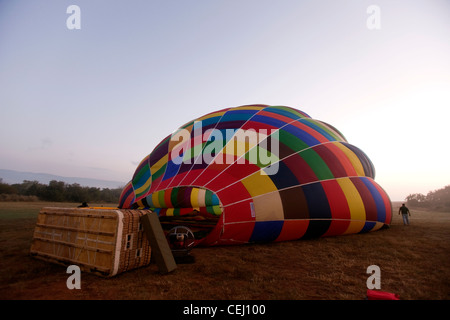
[66, 183, 88, 203]
[0, 178, 17, 194]
[0, 179, 123, 204]
[99, 188, 123, 203]
[18, 180, 45, 198]
[405, 193, 427, 207]
[427, 185, 450, 210]
[42, 180, 66, 201]
[406, 185, 450, 211]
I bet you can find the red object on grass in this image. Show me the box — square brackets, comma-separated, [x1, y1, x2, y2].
[366, 289, 400, 300]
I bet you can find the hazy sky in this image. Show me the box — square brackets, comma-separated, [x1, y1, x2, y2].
[1, 0, 449, 201]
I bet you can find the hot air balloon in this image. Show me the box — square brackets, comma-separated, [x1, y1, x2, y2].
[119, 105, 392, 246]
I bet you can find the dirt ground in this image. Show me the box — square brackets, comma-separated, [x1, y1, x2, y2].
[0, 202, 449, 300]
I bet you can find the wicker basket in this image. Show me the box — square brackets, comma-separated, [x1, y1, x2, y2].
[30, 207, 152, 277]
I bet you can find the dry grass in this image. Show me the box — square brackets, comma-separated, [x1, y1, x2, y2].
[0, 201, 449, 300]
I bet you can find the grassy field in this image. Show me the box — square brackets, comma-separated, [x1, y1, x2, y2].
[0, 201, 449, 300]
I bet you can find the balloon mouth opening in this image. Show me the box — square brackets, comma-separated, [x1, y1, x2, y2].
[133, 186, 223, 242]
[159, 211, 221, 243]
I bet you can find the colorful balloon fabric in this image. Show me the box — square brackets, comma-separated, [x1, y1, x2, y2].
[119, 105, 392, 246]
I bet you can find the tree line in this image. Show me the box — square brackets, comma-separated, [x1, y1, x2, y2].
[406, 185, 450, 211]
[0, 178, 123, 204]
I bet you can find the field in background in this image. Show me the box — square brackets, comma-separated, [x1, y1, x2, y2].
[0, 201, 449, 300]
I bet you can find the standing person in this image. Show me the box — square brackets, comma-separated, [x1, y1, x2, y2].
[78, 202, 89, 208]
[398, 203, 411, 225]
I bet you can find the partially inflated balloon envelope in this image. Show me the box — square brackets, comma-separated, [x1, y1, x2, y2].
[119, 105, 392, 246]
